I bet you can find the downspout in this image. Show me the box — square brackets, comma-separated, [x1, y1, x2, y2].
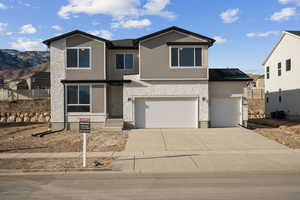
[32, 84, 66, 137]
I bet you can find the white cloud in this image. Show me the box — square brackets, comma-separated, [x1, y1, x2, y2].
[6, 32, 13, 36]
[11, 38, 46, 51]
[112, 19, 152, 29]
[58, 0, 140, 19]
[213, 36, 227, 43]
[0, 23, 7, 32]
[220, 8, 240, 23]
[58, 0, 175, 20]
[0, 3, 7, 9]
[246, 31, 278, 38]
[279, 0, 300, 6]
[143, 0, 175, 19]
[51, 25, 62, 31]
[270, 7, 296, 21]
[89, 29, 113, 39]
[19, 24, 37, 34]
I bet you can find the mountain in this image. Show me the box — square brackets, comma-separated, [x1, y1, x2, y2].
[0, 49, 50, 81]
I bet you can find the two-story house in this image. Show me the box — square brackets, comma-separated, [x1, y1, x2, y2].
[263, 31, 300, 120]
[44, 26, 251, 130]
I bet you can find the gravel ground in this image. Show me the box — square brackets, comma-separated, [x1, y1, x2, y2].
[249, 119, 300, 149]
[0, 157, 113, 169]
[0, 123, 128, 153]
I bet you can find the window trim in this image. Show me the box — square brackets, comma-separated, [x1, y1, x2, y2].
[115, 53, 134, 70]
[169, 46, 203, 69]
[66, 47, 92, 70]
[66, 84, 92, 113]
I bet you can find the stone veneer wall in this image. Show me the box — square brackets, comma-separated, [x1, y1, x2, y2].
[123, 75, 209, 128]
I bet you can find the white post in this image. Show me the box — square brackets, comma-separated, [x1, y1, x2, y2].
[83, 133, 87, 168]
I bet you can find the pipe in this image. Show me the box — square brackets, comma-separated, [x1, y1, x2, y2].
[32, 85, 66, 137]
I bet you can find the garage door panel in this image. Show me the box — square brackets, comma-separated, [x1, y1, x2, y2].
[210, 98, 241, 128]
[135, 98, 197, 128]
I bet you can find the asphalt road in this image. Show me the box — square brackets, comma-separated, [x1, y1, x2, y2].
[1, 172, 300, 200]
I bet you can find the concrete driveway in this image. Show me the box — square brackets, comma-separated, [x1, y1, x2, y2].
[111, 127, 300, 173]
[124, 127, 287, 152]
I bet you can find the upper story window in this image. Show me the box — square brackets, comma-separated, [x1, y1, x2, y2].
[266, 66, 270, 79]
[286, 59, 291, 71]
[67, 85, 90, 112]
[171, 47, 202, 67]
[278, 62, 282, 76]
[116, 54, 134, 69]
[67, 48, 91, 68]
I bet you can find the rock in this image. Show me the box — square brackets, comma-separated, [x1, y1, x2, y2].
[16, 117, 23, 123]
[43, 112, 50, 116]
[45, 116, 51, 122]
[0, 117, 6, 123]
[24, 113, 29, 117]
[38, 115, 45, 122]
[23, 116, 30, 122]
[7, 115, 16, 123]
[30, 116, 37, 122]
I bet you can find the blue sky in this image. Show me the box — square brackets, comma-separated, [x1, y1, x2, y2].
[1, 0, 300, 74]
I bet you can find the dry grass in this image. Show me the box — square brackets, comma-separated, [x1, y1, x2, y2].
[0, 157, 113, 169]
[0, 123, 128, 153]
[249, 119, 300, 149]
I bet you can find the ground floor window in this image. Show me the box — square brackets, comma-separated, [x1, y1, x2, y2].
[66, 85, 90, 112]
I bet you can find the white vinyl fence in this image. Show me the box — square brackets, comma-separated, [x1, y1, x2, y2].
[0, 88, 50, 101]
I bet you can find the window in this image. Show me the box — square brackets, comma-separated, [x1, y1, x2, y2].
[266, 97, 269, 103]
[266, 66, 270, 79]
[278, 62, 281, 76]
[286, 59, 291, 71]
[67, 48, 90, 68]
[67, 85, 90, 112]
[116, 54, 133, 69]
[279, 88, 282, 103]
[171, 47, 202, 67]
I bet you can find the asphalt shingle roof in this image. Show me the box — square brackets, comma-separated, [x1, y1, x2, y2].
[209, 68, 252, 81]
[286, 30, 300, 37]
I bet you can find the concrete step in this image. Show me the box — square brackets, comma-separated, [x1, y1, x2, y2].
[105, 118, 123, 130]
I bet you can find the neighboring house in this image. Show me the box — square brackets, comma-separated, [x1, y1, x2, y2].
[0, 78, 4, 88]
[263, 30, 300, 120]
[44, 26, 252, 130]
[248, 75, 264, 89]
[8, 79, 29, 90]
[28, 72, 50, 89]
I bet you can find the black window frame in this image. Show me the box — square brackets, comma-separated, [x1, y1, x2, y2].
[286, 59, 291, 72]
[278, 62, 281, 76]
[66, 84, 91, 113]
[66, 47, 91, 69]
[116, 54, 134, 69]
[266, 66, 270, 79]
[171, 47, 202, 68]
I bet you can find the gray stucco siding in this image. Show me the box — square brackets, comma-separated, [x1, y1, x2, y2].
[140, 31, 209, 80]
[107, 49, 139, 80]
[65, 34, 106, 80]
[92, 84, 106, 113]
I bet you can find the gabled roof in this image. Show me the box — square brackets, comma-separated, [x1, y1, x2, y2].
[262, 30, 300, 65]
[43, 30, 111, 46]
[286, 30, 300, 37]
[209, 68, 252, 81]
[136, 26, 216, 46]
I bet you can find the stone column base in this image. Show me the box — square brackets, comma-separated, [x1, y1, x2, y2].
[198, 121, 209, 128]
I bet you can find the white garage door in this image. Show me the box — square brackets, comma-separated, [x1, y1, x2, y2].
[210, 98, 241, 128]
[135, 97, 197, 128]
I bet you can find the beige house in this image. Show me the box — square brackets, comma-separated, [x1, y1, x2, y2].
[44, 26, 252, 130]
[263, 30, 300, 120]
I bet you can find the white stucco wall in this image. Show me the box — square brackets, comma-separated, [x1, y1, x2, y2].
[50, 39, 66, 123]
[209, 81, 249, 122]
[263, 32, 300, 118]
[123, 75, 209, 126]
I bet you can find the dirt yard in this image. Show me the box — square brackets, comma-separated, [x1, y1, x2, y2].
[249, 119, 300, 148]
[0, 123, 128, 153]
[0, 157, 113, 169]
